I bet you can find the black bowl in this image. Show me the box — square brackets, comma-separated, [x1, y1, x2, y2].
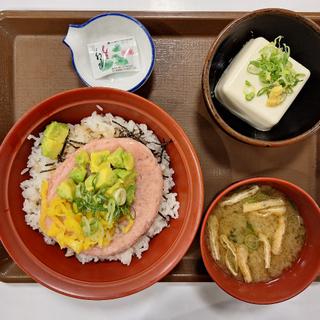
[202, 8, 320, 147]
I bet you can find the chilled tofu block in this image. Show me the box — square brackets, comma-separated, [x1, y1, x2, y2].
[214, 37, 310, 131]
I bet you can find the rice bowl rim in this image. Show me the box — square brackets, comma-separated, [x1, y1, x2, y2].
[0, 87, 204, 300]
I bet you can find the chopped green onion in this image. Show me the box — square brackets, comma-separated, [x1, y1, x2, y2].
[246, 222, 254, 233]
[243, 80, 256, 101]
[257, 87, 269, 96]
[107, 198, 116, 215]
[247, 62, 260, 74]
[244, 234, 259, 251]
[245, 93, 255, 101]
[246, 36, 305, 106]
[114, 188, 127, 206]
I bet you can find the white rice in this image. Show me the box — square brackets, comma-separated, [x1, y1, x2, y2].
[20, 109, 179, 265]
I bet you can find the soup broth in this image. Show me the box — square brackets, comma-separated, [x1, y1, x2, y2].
[207, 185, 305, 283]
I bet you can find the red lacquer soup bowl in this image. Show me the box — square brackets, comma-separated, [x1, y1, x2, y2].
[200, 177, 320, 304]
[0, 87, 204, 300]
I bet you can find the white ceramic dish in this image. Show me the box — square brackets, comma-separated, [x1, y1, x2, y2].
[63, 13, 155, 92]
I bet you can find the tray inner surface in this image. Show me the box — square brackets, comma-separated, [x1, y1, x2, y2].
[0, 12, 319, 282]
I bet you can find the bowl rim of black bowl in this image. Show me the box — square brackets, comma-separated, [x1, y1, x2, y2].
[202, 8, 320, 147]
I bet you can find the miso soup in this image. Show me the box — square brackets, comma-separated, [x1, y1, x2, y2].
[206, 185, 305, 283]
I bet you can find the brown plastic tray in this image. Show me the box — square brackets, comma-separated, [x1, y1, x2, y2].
[0, 11, 319, 283]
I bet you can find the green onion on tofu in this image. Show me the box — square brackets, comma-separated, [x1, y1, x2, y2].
[243, 80, 256, 101]
[245, 36, 305, 106]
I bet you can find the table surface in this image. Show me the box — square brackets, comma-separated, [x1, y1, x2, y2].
[1, 0, 320, 319]
[0, 0, 320, 12]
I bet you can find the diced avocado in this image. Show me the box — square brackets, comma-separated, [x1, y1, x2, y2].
[41, 138, 63, 160]
[90, 150, 110, 173]
[123, 151, 135, 171]
[76, 150, 90, 167]
[95, 167, 117, 189]
[113, 168, 131, 180]
[122, 171, 137, 188]
[57, 179, 76, 202]
[108, 147, 124, 168]
[75, 183, 83, 198]
[85, 174, 97, 192]
[43, 121, 69, 143]
[69, 165, 87, 184]
[41, 121, 69, 160]
[126, 184, 136, 205]
[105, 181, 123, 196]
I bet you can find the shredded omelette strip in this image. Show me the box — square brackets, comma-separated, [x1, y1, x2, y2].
[39, 180, 134, 254]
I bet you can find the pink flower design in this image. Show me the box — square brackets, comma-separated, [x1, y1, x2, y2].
[102, 45, 109, 59]
[121, 48, 134, 57]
